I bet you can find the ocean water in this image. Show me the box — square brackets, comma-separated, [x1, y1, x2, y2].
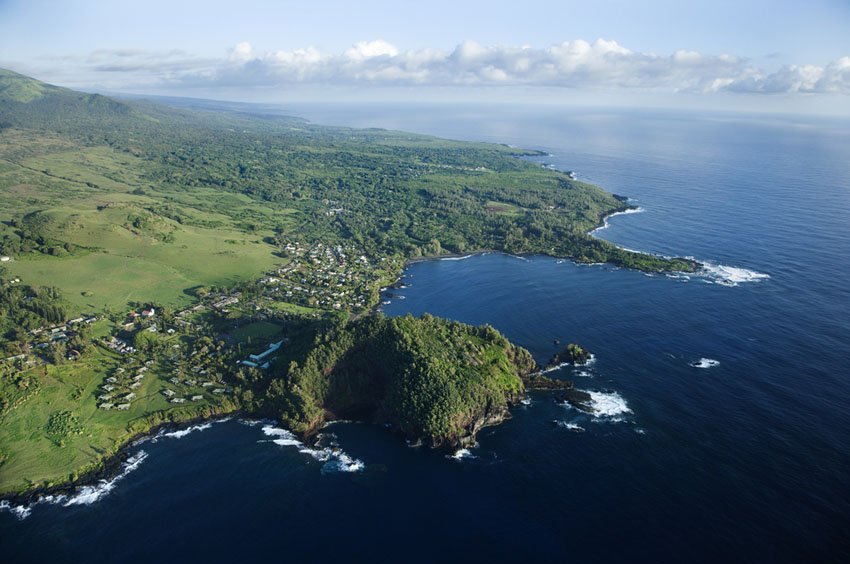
[3, 106, 850, 563]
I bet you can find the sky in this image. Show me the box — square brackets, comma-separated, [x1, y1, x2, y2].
[1, 0, 849, 114]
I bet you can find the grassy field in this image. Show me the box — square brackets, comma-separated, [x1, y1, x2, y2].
[229, 320, 284, 343]
[0, 342, 226, 493]
[0, 132, 288, 315]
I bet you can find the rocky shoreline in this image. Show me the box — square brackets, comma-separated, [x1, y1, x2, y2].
[0, 411, 240, 506]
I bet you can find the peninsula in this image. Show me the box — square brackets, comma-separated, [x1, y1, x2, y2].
[0, 69, 695, 499]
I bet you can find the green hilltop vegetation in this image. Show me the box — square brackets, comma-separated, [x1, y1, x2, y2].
[0, 69, 692, 497]
[263, 314, 537, 447]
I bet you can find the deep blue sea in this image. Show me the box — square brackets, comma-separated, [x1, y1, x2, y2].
[3, 105, 850, 563]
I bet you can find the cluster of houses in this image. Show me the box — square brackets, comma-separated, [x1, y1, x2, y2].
[267, 242, 377, 311]
[104, 336, 136, 355]
[98, 363, 150, 410]
[211, 295, 240, 311]
[157, 357, 233, 405]
[121, 307, 156, 331]
[29, 316, 98, 342]
[0, 316, 101, 364]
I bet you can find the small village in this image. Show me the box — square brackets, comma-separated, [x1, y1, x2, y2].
[266, 241, 387, 312]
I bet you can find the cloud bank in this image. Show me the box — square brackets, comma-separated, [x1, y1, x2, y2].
[37, 39, 850, 95]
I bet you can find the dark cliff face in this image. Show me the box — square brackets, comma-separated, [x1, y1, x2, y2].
[262, 314, 535, 449]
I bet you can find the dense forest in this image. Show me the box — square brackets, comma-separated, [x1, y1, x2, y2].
[260, 314, 538, 447]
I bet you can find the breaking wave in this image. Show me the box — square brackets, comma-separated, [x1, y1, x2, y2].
[260, 425, 365, 473]
[2, 450, 151, 519]
[448, 448, 477, 460]
[691, 358, 720, 369]
[439, 254, 474, 261]
[587, 390, 632, 419]
[590, 207, 645, 234]
[699, 263, 770, 286]
[0, 500, 33, 520]
[63, 451, 149, 506]
[555, 421, 585, 432]
[157, 422, 213, 440]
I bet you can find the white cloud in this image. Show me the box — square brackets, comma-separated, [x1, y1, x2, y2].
[344, 39, 399, 60]
[30, 39, 850, 96]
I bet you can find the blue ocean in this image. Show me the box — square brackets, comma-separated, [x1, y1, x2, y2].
[2, 105, 849, 563]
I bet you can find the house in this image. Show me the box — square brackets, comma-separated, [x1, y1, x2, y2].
[191, 395, 203, 401]
[170, 398, 186, 404]
[116, 403, 131, 410]
[162, 389, 176, 397]
[141, 308, 155, 318]
[0, 255, 10, 262]
[99, 403, 114, 410]
[123, 392, 136, 401]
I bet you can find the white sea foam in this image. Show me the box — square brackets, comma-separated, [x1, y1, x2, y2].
[556, 421, 585, 432]
[63, 450, 149, 506]
[579, 353, 596, 367]
[699, 263, 770, 287]
[321, 451, 366, 473]
[586, 390, 632, 419]
[158, 422, 213, 440]
[239, 418, 263, 426]
[519, 397, 532, 406]
[537, 361, 571, 375]
[635, 428, 647, 435]
[261, 425, 365, 473]
[449, 448, 477, 460]
[590, 207, 645, 234]
[691, 358, 720, 369]
[439, 254, 474, 261]
[0, 500, 33, 520]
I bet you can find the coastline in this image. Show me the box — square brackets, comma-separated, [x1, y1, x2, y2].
[0, 200, 672, 507]
[0, 408, 240, 506]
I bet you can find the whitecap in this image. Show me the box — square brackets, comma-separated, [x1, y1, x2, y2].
[699, 263, 770, 287]
[63, 450, 149, 506]
[586, 390, 632, 419]
[691, 358, 720, 369]
[261, 425, 364, 473]
[158, 422, 213, 440]
[537, 361, 571, 375]
[590, 207, 645, 235]
[555, 421, 585, 432]
[578, 353, 596, 367]
[439, 254, 474, 261]
[0, 500, 33, 520]
[322, 452, 366, 473]
[261, 424, 302, 446]
[448, 448, 477, 460]
[519, 397, 532, 406]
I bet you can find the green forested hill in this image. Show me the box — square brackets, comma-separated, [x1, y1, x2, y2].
[264, 314, 537, 447]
